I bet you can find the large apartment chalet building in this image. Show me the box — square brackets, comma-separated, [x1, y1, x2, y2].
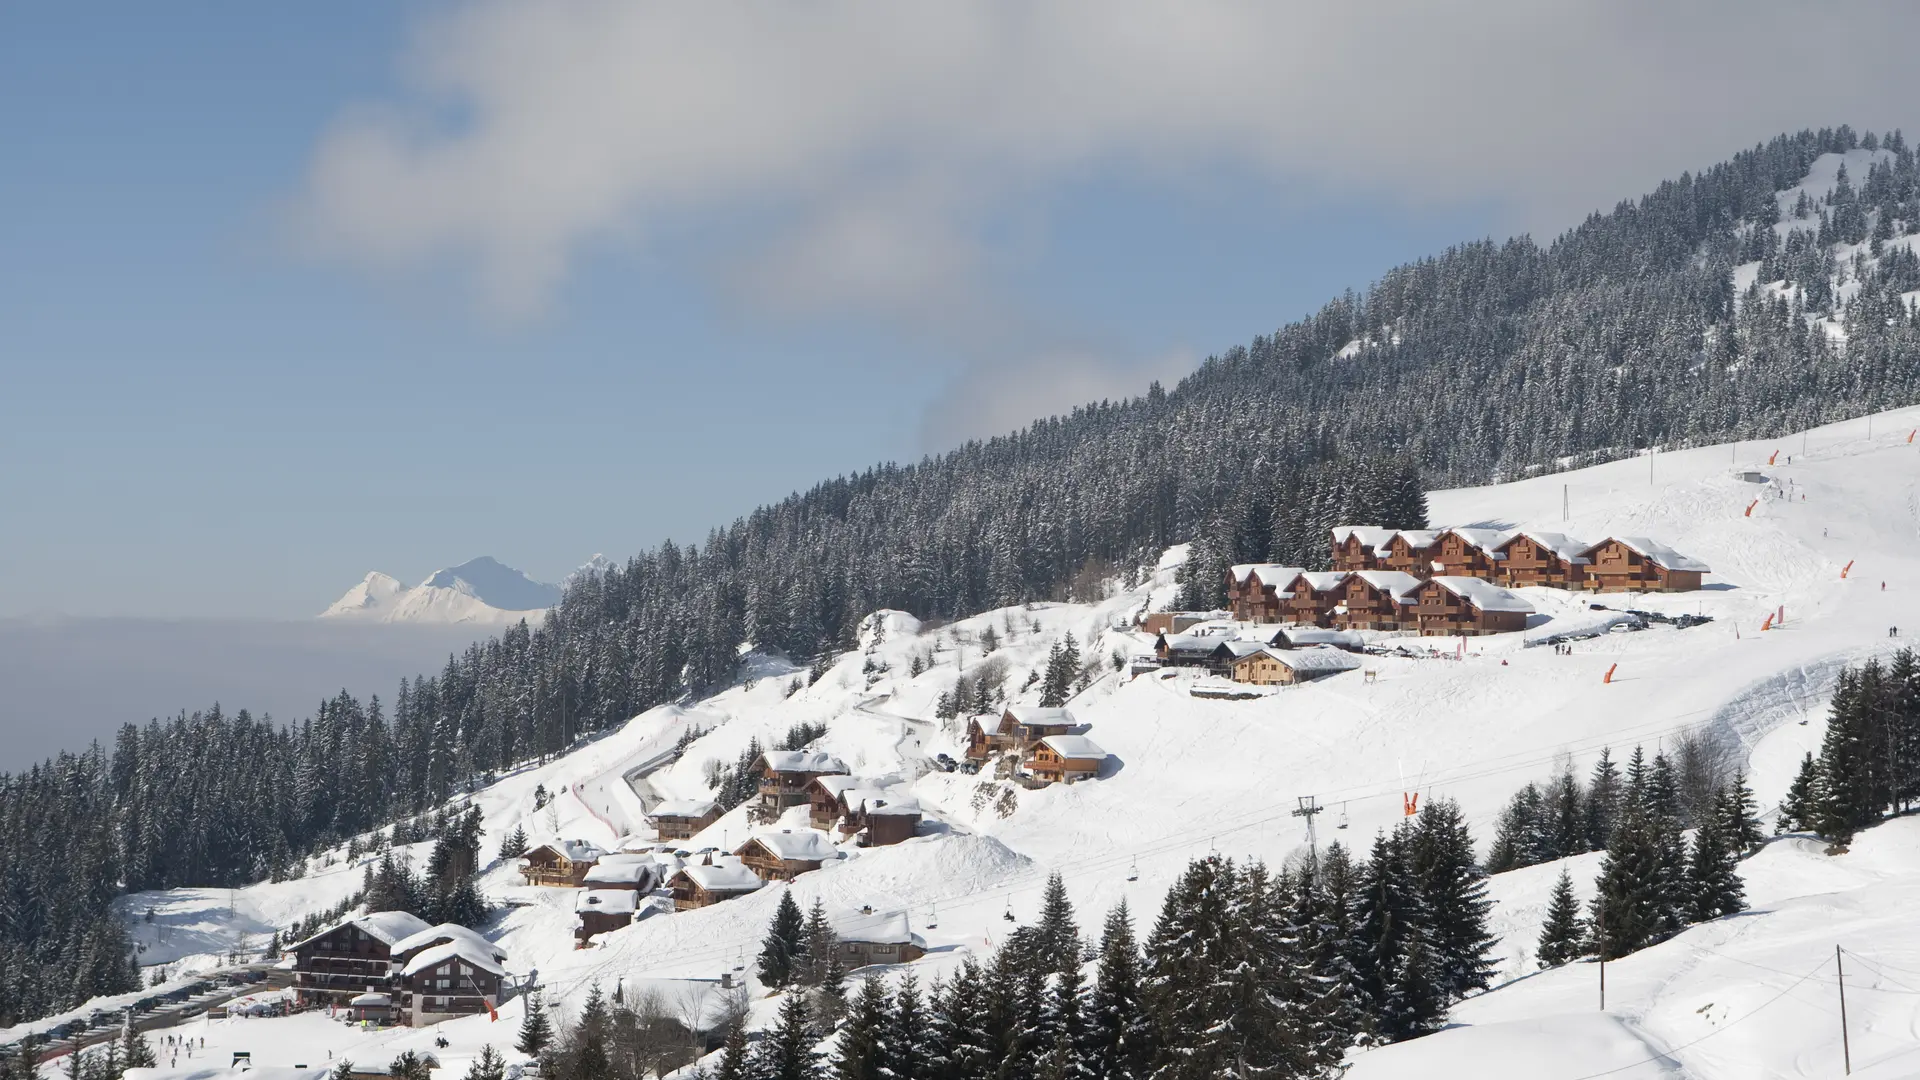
[290, 913, 508, 1027]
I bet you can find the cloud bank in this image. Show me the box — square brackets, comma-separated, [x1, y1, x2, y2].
[290, 0, 1920, 438]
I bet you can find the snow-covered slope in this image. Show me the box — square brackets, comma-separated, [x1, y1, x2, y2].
[319, 557, 563, 625]
[47, 404, 1920, 1079]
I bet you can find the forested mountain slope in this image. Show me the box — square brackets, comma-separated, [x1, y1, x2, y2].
[6, 125, 1920, 1026]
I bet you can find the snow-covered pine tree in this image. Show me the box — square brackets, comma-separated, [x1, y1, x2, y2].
[1084, 902, 1149, 1080]
[1035, 872, 1081, 974]
[1035, 958, 1092, 1080]
[927, 960, 996, 1080]
[1142, 855, 1244, 1078]
[753, 994, 822, 1080]
[1716, 775, 1765, 855]
[709, 1022, 750, 1080]
[1585, 748, 1624, 851]
[1536, 866, 1585, 968]
[758, 890, 806, 988]
[461, 1045, 505, 1080]
[1686, 811, 1746, 923]
[516, 994, 554, 1056]
[1778, 752, 1823, 833]
[833, 977, 892, 1080]
[1408, 798, 1498, 1001]
[885, 971, 929, 1080]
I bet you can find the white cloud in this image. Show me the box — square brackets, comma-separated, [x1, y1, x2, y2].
[288, 0, 1920, 428]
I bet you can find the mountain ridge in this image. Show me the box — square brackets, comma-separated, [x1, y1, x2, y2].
[319, 556, 565, 625]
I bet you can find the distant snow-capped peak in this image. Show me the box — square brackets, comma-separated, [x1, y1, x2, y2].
[320, 557, 568, 625]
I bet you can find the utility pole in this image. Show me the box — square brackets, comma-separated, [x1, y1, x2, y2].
[1562, 484, 1569, 522]
[1837, 945, 1852, 1075]
[1292, 797, 1323, 873]
[1597, 905, 1606, 1010]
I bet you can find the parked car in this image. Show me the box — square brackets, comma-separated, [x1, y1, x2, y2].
[933, 753, 957, 772]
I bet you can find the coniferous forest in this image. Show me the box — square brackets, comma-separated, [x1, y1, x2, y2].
[6, 125, 1920, 1025]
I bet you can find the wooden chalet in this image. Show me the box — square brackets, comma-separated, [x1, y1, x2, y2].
[1379, 530, 1442, 578]
[836, 788, 922, 847]
[668, 857, 765, 910]
[755, 750, 849, 814]
[1330, 527, 1397, 572]
[808, 774, 866, 829]
[396, 939, 505, 1026]
[1495, 532, 1590, 589]
[1264, 625, 1368, 651]
[1137, 611, 1227, 637]
[1156, 631, 1223, 668]
[1279, 572, 1349, 627]
[519, 840, 606, 887]
[583, 854, 658, 892]
[737, 828, 840, 881]
[1225, 564, 1303, 623]
[1335, 570, 1423, 631]
[648, 799, 721, 841]
[1578, 537, 1710, 593]
[963, 713, 1008, 762]
[834, 911, 928, 970]
[574, 889, 639, 947]
[1431, 529, 1512, 579]
[1025, 735, 1109, 785]
[389, 923, 506, 973]
[289, 911, 431, 1017]
[1409, 576, 1533, 636]
[1229, 646, 1362, 686]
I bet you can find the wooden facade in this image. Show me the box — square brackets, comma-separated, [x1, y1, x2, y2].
[1329, 527, 1397, 572]
[1578, 537, 1708, 593]
[648, 800, 721, 841]
[736, 830, 838, 882]
[1431, 529, 1510, 579]
[1495, 532, 1589, 589]
[1379, 531, 1442, 577]
[1227, 565, 1298, 623]
[836, 789, 922, 847]
[1025, 735, 1108, 785]
[1408, 578, 1531, 636]
[808, 775, 865, 829]
[520, 842, 603, 887]
[668, 860, 764, 910]
[755, 752, 849, 814]
[1229, 647, 1361, 685]
[397, 944, 504, 1026]
[574, 890, 638, 947]
[1334, 570, 1421, 631]
[291, 920, 415, 1015]
[1279, 572, 1348, 627]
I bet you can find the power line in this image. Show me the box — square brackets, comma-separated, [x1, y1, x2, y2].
[1556, 957, 1831, 1080]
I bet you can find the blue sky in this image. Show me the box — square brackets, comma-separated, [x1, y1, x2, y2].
[7, 2, 1914, 619]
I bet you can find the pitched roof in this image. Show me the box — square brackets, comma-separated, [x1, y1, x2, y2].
[1270, 627, 1367, 649]
[575, 889, 639, 915]
[290, 910, 434, 952]
[1428, 576, 1535, 613]
[524, 839, 606, 864]
[1393, 530, 1442, 549]
[837, 909, 926, 949]
[1004, 705, 1073, 727]
[1599, 536, 1711, 573]
[759, 750, 848, 775]
[1503, 531, 1591, 564]
[1216, 640, 1270, 659]
[400, 939, 507, 978]
[584, 860, 656, 886]
[809, 774, 865, 799]
[1330, 526, 1398, 551]
[1229, 563, 1305, 588]
[1159, 633, 1218, 656]
[1352, 570, 1425, 599]
[649, 799, 718, 819]
[1037, 734, 1108, 761]
[1444, 528, 1514, 556]
[1267, 646, 1363, 674]
[841, 788, 922, 817]
[675, 861, 765, 894]
[391, 923, 506, 962]
[1295, 571, 1351, 592]
[742, 828, 840, 862]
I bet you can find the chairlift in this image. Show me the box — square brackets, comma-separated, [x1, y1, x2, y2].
[1337, 802, 1350, 830]
[1003, 895, 1016, 923]
[1126, 857, 1139, 882]
[926, 901, 938, 929]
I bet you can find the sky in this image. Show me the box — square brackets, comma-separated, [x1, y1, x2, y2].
[9, 1, 1920, 620]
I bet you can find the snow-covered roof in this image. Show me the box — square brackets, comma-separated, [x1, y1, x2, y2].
[576, 889, 639, 916]
[1218, 640, 1269, 659]
[810, 774, 865, 799]
[759, 750, 847, 775]
[584, 860, 654, 886]
[1038, 735, 1109, 761]
[842, 788, 921, 816]
[1393, 530, 1441, 548]
[1445, 528, 1513, 557]
[1504, 531, 1591, 564]
[390, 923, 505, 962]
[1271, 627, 1367, 648]
[1352, 570, 1425, 599]
[838, 909, 925, 949]
[596, 852, 653, 865]
[400, 940, 507, 978]
[524, 839, 606, 864]
[348, 993, 390, 1007]
[649, 799, 717, 819]
[1004, 705, 1073, 727]
[1429, 576, 1535, 613]
[1229, 563, 1303, 588]
[1296, 571, 1350, 592]
[291, 910, 434, 952]
[1331, 526, 1398, 551]
[742, 828, 840, 863]
[1266, 647, 1363, 674]
[1599, 536, 1711, 573]
[676, 861, 765, 894]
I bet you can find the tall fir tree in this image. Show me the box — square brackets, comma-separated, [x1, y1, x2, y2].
[1084, 902, 1149, 1080]
[1536, 866, 1585, 968]
[758, 890, 806, 989]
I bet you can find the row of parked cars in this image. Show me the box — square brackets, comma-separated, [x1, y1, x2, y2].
[0, 970, 268, 1057]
